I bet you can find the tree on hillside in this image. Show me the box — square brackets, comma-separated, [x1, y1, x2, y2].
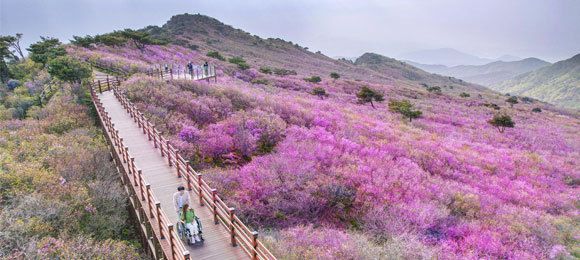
[506, 96, 518, 107]
[427, 86, 442, 94]
[0, 33, 25, 60]
[47, 56, 92, 84]
[94, 33, 128, 46]
[118, 29, 160, 51]
[488, 113, 515, 133]
[357, 86, 384, 108]
[311, 87, 328, 100]
[304, 76, 322, 83]
[389, 99, 422, 122]
[330, 72, 340, 80]
[0, 40, 13, 83]
[71, 35, 96, 48]
[27, 37, 67, 66]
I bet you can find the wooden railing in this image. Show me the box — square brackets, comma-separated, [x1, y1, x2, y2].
[146, 64, 217, 82]
[89, 80, 190, 260]
[91, 78, 276, 260]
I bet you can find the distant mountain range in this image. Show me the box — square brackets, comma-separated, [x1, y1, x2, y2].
[407, 58, 551, 86]
[399, 48, 520, 66]
[491, 54, 580, 109]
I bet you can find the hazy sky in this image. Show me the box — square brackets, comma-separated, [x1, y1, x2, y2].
[1, 0, 579, 62]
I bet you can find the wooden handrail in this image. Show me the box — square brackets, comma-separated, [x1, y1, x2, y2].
[89, 81, 190, 260]
[92, 77, 276, 260]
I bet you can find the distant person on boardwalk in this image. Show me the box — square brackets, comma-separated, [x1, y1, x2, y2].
[187, 62, 193, 76]
[203, 61, 209, 77]
[173, 186, 191, 216]
[164, 64, 169, 73]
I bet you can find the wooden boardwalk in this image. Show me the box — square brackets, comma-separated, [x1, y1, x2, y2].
[98, 90, 246, 260]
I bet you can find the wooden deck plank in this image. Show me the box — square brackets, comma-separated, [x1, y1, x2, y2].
[99, 91, 246, 260]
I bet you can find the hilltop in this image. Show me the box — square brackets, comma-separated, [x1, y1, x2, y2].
[491, 54, 580, 109]
[148, 14, 486, 92]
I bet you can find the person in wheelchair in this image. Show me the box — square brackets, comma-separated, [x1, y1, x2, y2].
[180, 204, 202, 244]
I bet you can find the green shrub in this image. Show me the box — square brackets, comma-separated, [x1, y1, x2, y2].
[259, 67, 272, 74]
[388, 99, 422, 122]
[459, 92, 470, 98]
[426, 86, 442, 94]
[521, 96, 534, 103]
[357, 86, 384, 109]
[311, 87, 328, 99]
[272, 68, 297, 76]
[484, 103, 501, 110]
[304, 76, 322, 83]
[532, 107, 542, 113]
[330, 72, 340, 80]
[228, 56, 250, 70]
[488, 113, 515, 133]
[206, 51, 225, 61]
[251, 78, 269, 85]
[506, 96, 518, 107]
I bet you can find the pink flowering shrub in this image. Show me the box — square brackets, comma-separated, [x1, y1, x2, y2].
[97, 45, 579, 259]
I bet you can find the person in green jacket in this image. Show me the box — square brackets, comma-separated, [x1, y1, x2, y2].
[181, 204, 201, 243]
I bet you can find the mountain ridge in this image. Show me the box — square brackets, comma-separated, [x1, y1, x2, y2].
[491, 53, 580, 109]
[407, 58, 551, 86]
[152, 14, 487, 93]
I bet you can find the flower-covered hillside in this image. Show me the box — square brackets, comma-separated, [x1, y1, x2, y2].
[94, 46, 580, 258]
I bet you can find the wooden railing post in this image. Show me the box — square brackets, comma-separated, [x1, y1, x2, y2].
[146, 184, 153, 216]
[252, 231, 259, 260]
[160, 139, 165, 157]
[98, 80, 102, 93]
[138, 170, 145, 200]
[212, 189, 218, 224]
[156, 202, 164, 239]
[147, 125, 152, 141]
[168, 224, 175, 257]
[129, 156, 135, 175]
[198, 174, 204, 206]
[176, 160, 181, 178]
[229, 207, 237, 247]
[106, 75, 110, 91]
[167, 140, 172, 167]
[185, 162, 192, 191]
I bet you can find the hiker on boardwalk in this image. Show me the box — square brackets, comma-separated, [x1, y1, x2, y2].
[173, 186, 191, 216]
[187, 62, 194, 77]
[203, 61, 209, 77]
[164, 64, 169, 73]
